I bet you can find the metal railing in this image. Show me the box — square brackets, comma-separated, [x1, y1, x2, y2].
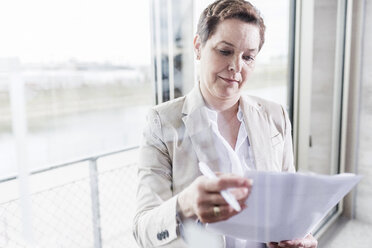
[0, 147, 139, 248]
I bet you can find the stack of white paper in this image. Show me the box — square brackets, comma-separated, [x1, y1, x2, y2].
[206, 171, 362, 243]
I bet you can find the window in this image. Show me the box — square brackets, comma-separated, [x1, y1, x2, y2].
[150, 0, 195, 102]
[0, 0, 152, 176]
[244, 0, 292, 109]
[0, 1, 152, 246]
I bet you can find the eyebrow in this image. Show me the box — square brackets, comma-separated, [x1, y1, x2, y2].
[217, 41, 257, 52]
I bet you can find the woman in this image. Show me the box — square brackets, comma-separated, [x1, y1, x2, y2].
[133, 0, 318, 247]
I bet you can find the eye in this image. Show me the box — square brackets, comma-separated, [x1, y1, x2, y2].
[243, 55, 255, 63]
[218, 49, 233, 56]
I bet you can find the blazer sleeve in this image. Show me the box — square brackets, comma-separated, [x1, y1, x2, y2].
[132, 108, 186, 248]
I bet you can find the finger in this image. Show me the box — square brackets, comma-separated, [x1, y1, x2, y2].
[303, 234, 318, 248]
[215, 172, 238, 177]
[198, 204, 235, 223]
[204, 196, 248, 214]
[267, 242, 279, 248]
[229, 187, 251, 201]
[193, 181, 248, 208]
[196, 187, 251, 210]
[203, 176, 253, 192]
[297, 235, 318, 248]
[200, 192, 232, 205]
[214, 172, 225, 177]
[278, 239, 300, 247]
[202, 187, 250, 205]
[278, 236, 317, 248]
[198, 202, 248, 224]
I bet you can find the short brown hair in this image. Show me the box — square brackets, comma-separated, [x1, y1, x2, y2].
[196, 0, 266, 51]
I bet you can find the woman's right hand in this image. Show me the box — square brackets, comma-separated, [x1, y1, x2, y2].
[177, 174, 253, 223]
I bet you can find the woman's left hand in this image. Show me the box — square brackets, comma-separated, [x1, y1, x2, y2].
[268, 234, 317, 248]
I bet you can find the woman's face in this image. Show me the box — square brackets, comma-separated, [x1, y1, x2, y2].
[195, 18, 260, 103]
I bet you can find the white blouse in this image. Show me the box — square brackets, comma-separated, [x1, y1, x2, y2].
[204, 105, 256, 175]
[204, 106, 265, 248]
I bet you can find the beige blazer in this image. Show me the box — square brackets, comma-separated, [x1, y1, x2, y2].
[133, 86, 295, 248]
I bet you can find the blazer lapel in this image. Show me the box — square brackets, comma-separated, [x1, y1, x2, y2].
[181, 87, 222, 173]
[240, 96, 273, 171]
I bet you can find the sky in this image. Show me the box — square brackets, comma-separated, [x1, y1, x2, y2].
[0, 0, 289, 66]
[0, 0, 152, 65]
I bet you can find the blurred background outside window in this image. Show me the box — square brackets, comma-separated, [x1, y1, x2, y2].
[241, 0, 291, 109]
[0, 0, 152, 177]
[0, 0, 151, 247]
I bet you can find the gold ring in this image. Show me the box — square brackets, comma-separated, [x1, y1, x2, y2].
[213, 206, 220, 218]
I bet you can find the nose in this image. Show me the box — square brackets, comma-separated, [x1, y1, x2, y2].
[228, 55, 243, 73]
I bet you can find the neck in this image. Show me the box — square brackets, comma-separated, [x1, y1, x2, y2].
[200, 83, 240, 113]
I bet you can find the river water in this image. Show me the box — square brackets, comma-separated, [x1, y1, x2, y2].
[0, 105, 149, 178]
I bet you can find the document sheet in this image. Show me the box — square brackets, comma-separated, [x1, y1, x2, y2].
[206, 171, 362, 243]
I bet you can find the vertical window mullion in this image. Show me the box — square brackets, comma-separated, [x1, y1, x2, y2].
[167, 0, 175, 100]
[154, 0, 163, 104]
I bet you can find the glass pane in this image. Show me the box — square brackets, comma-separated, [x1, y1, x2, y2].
[245, 0, 291, 109]
[151, 0, 194, 101]
[172, 0, 195, 97]
[305, 0, 345, 236]
[0, 0, 152, 174]
[0, 63, 14, 177]
[308, 0, 340, 175]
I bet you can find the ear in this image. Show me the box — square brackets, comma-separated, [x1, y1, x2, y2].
[193, 35, 202, 60]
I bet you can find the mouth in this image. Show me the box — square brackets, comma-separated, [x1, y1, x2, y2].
[219, 76, 240, 84]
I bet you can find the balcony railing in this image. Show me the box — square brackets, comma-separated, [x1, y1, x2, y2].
[0, 147, 139, 248]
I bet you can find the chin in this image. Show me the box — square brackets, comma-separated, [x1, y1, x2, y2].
[216, 89, 240, 100]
